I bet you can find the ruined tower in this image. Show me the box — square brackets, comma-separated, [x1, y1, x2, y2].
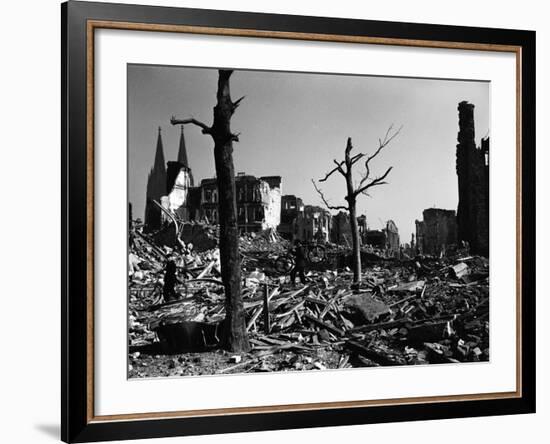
[144, 127, 167, 231]
[456, 101, 489, 256]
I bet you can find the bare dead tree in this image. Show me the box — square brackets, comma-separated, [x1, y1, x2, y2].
[312, 126, 401, 283]
[171, 70, 250, 352]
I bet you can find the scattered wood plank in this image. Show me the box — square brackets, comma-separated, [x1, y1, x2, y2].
[345, 340, 402, 366]
[303, 313, 345, 337]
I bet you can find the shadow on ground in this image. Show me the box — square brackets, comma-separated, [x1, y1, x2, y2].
[34, 424, 59, 440]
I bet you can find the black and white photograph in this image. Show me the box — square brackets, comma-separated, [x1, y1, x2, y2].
[127, 65, 490, 378]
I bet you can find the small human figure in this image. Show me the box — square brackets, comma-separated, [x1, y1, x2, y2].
[290, 240, 307, 285]
[163, 259, 178, 302]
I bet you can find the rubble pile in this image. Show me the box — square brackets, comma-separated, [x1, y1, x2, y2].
[128, 227, 489, 377]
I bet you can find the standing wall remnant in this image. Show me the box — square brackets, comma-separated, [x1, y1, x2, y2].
[278, 195, 304, 240]
[198, 173, 282, 233]
[295, 205, 332, 242]
[415, 208, 457, 256]
[456, 101, 489, 256]
[384, 220, 400, 253]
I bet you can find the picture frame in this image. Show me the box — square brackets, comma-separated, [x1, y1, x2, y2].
[61, 1, 536, 442]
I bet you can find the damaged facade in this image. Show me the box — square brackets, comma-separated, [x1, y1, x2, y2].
[415, 208, 457, 256]
[199, 173, 282, 233]
[363, 220, 400, 255]
[295, 205, 332, 242]
[142, 126, 282, 235]
[456, 101, 489, 256]
[383, 220, 400, 252]
[330, 211, 368, 246]
[330, 212, 399, 254]
[278, 195, 304, 240]
[141, 128, 402, 253]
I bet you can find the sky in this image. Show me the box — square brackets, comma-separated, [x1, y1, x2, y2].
[128, 64, 489, 241]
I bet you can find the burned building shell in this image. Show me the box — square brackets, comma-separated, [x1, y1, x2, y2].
[383, 220, 400, 253]
[278, 195, 304, 240]
[199, 173, 282, 233]
[295, 205, 332, 243]
[141, 127, 403, 253]
[330, 211, 366, 246]
[142, 125, 282, 235]
[364, 220, 400, 255]
[415, 208, 457, 256]
[456, 101, 489, 257]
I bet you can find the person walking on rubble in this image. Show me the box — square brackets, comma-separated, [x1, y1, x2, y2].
[290, 239, 307, 286]
[163, 259, 178, 302]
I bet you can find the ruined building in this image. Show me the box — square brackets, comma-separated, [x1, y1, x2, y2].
[199, 173, 282, 233]
[364, 220, 400, 255]
[160, 126, 196, 221]
[456, 101, 489, 256]
[144, 127, 167, 232]
[295, 205, 332, 243]
[143, 126, 283, 236]
[415, 208, 457, 256]
[330, 211, 368, 246]
[278, 195, 304, 240]
[384, 220, 400, 252]
[278, 197, 331, 242]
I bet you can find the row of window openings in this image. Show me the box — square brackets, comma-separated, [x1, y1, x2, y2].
[203, 187, 264, 203]
[203, 207, 265, 223]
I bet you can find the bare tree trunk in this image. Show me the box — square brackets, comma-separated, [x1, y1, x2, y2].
[344, 149, 362, 283]
[313, 131, 400, 285]
[171, 70, 250, 353]
[347, 198, 362, 283]
[212, 71, 250, 352]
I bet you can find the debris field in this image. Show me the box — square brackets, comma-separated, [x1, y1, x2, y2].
[128, 227, 489, 378]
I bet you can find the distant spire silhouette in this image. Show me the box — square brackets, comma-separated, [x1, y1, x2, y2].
[176, 125, 194, 186]
[153, 126, 166, 172]
[144, 126, 167, 231]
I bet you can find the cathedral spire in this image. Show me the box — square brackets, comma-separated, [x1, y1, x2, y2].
[144, 126, 168, 231]
[177, 125, 194, 186]
[153, 126, 166, 172]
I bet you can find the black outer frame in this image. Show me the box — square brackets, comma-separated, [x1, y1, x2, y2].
[61, 1, 536, 442]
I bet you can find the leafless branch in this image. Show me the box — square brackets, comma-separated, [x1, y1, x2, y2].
[311, 179, 348, 211]
[350, 152, 366, 166]
[365, 124, 402, 166]
[319, 159, 346, 182]
[357, 170, 370, 190]
[232, 96, 245, 111]
[170, 116, 212, 135]
[354, 166, 393, 197]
